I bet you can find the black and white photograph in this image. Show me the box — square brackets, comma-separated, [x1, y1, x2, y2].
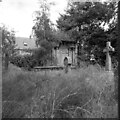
[0, 0, 119, 118]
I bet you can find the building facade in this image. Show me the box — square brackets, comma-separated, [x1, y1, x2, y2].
[52, 40, 77, 66]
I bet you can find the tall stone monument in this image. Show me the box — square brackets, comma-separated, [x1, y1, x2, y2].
[103, 41, 115, 81]
[103, 41, 114, 71]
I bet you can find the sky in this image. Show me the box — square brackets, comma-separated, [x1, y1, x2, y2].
[0, 0, 68, 37]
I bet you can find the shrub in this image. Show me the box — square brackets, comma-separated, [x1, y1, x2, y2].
[10, 55, 39, 70]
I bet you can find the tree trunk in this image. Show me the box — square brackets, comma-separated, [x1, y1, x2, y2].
[118, 2, 120, 111]
[118, 2, 120, 61]
[4, 52, 9, 70]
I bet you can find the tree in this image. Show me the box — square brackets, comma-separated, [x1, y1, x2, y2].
[1, 25, 16, 70]
[32, 0, 55, 45]
[32, 0, 62, 66]
[57, 2, 117, 65]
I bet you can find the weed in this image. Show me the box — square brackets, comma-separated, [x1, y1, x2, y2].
[2, 64, 118, 118]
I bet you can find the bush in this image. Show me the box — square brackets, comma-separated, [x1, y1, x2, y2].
[10, 50, 55, 70]
[10, 55, 39, 70]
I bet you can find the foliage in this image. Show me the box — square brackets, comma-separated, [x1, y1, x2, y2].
[33, 46, 54, 66]
[32, 0, 56, 46]
[10, 54, 39, 70]
[10, 47, 55, 70]
[32, 0, 60, 65]
[57, 2, 117, 66]
[2, 64, 118, 118]
[1, 25, 16, 70]
[52, 29, 74, 42]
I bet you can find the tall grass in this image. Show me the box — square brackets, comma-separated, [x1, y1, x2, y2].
[2, 64, 118, 118]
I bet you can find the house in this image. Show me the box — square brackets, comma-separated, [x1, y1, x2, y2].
[52, 40, 77, 66]
[15, 37, 36, 56]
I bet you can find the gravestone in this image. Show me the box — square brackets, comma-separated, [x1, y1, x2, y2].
[103, 41, 115, 81]
[90, 54, 95, 65]
[103, 41, 114, 71]
[64, 57, 68, 73]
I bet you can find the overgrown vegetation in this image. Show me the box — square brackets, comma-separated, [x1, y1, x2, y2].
[1, 1, 118, 118]
[1, 25, 16, 70]
[9, 47, 56, 70]
[8, 1, 118, 69]
[10, 55, 36, 70]
[57, 2, 117, 66]
[2, 64, 118, 118]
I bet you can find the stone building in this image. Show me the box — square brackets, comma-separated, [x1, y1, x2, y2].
[52, 40, 77, 66]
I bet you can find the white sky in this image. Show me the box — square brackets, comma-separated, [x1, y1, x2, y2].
[0, 0, 68, 37]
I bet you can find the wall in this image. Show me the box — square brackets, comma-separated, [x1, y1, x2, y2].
[53, 45, 77, 66]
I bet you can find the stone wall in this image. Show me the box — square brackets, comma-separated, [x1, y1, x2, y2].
[53, 45, 77, 66]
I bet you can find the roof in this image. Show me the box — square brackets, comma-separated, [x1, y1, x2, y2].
[15, 37, 37, 49]
[61, 40, 76, 43]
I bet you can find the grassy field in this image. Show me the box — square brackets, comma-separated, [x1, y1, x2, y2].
[0, 55, 2, 119]
[2, 64, 118, 118]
